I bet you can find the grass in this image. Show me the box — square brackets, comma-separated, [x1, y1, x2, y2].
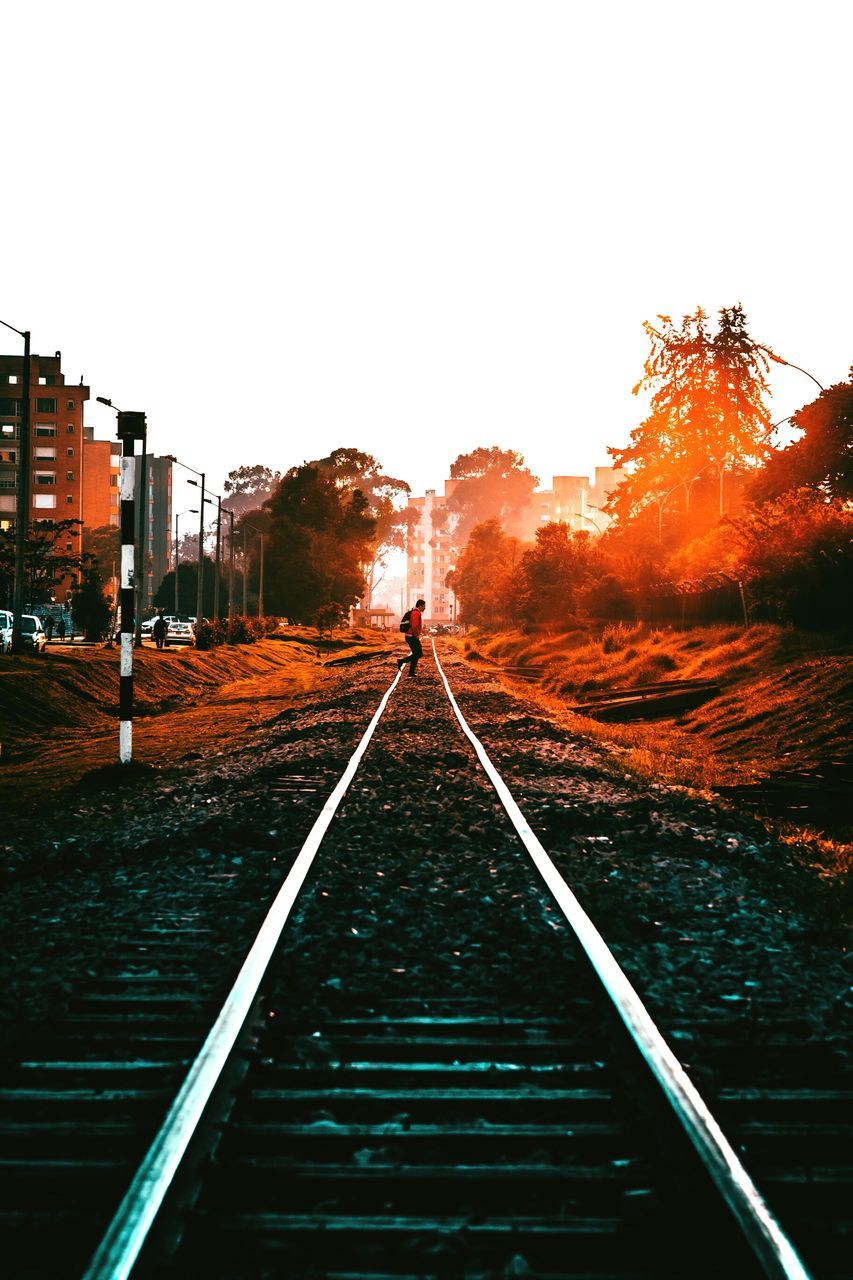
[454, 621, 853, 891]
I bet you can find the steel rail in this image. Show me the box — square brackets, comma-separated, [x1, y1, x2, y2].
[431, 640, 811, 1280]
[82, 668, 405, 1280]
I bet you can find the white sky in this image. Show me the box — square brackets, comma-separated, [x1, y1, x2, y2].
[3, 1, 850, 516]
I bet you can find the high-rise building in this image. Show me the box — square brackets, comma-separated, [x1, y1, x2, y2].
[135, 456, 173, 611]
[0, 352, 89, 600]
[518, 465, 625, 539]
[406, 485, 457, 624]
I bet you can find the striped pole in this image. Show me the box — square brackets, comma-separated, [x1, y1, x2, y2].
[119, 439, 136, 763]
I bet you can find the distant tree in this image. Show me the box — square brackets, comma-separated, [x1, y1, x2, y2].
[153, 556, 225, 617]
[445, 519, 523, 628]
[307, 447, 412, 603]
[516, 523, 600, 626]
[751, 371, 853, 502]
[608, 306, 772, 537]
[223, 464, 282, 517]
[82, 524, 120, 577]
[262, 464, 376, 622]
[447, 446, 538, 544]
[72, 555, 111, 640]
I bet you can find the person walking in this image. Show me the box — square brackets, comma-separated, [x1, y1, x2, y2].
[44, 615, 55, 643]
[56, 615, 66, 643]
[152, 610, 168, 650]
[397, 598, 425, 678]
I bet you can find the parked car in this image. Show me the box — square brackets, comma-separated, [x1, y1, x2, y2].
[164, 620, 195, 646]
[1, 614, 46, 654]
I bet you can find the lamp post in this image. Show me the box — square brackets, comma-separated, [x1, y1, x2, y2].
[221, 506, 236, 619]
[758, 346, 825, 392]
[241, 521, 265, 617]
[0, 318, 31, 655]
[173, 508, 197, 614]
[163, 456, 206, 626]
[95, 396, 146, 763]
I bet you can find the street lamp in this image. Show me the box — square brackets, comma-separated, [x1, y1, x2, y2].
[0, 317, 31, 655]
[164, 456, 206, 626]
[221, 505, 236, 619]
[758, 346, 825, 393]
[173, 508, 198, 614]
[241, 521, 265, 618]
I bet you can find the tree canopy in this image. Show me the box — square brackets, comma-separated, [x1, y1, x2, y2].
[261, 463, 376, 621]
[447, 446, 538, 544]
[445, 519, 522, 628]
[223, 464, 282, 517]
[751, 370, 853, 502]
[608, 305, 772, 537]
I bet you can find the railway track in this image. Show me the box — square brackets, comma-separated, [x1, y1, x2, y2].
[1, 644, 848, 1279]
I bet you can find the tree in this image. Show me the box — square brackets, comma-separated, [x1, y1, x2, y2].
[445, 519, 523, 628]
[516, 523, 600, 626]
[447, 447, 538, 544]
[82, 524, 120, 577]
[223, 464, 282, 517]
[751, 371, 853, 502]
[261, 464, 376, 621]
[72, 555, 111, 640]
[608, 306, 772, 538]
[153, 556, 225, 617]
[307, 448, 412, 604]
[0, 518, 82, 606]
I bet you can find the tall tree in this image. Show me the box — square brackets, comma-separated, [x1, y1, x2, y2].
[223, 464, 282, 517]
[261, 464, 376, 621]
[608, 306, 771, 536]
[72, 556, 111, 640]
[307, 448, 412, 604]
[0, 518, 82, 606]
[445, 519, 522, 628]
[516, 523, 600, 626]
[447, 446, 538, 544]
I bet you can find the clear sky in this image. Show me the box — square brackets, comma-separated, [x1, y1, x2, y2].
[3, 1, 850, 514]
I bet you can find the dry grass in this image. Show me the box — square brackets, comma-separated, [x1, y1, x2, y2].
[454, 622, 853, 885]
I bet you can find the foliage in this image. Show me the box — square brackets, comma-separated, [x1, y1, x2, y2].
[0, 518, 83, 606]
[515, 524, 601, 626]
[261, 464, 376, 622]
[71, 555, 111, 640]
[751, 371, 853, 501]
[727, 489, 853, 626]
[445, 519, 523, 627]
[153, 556, 226, 617]
[313, 601, 347, 638]
[447, 446, 538, 544]
[81, 524, 120, 578]
[608, 305, 771, 538]
[223, 464, 282, 517]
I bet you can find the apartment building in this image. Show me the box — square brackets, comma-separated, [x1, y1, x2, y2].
[136, 455, 173, 610]
[0, 352, 89, 599]
[521, 466, 624, 539]
[82, 426, 122, 529]
[405, 485, 457, 624]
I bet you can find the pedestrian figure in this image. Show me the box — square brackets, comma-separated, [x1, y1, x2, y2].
[56, 615, 66, 642]
[152, 610, 168, 650]
[397, 598, 425, 678]
[44, 615, 55, 642]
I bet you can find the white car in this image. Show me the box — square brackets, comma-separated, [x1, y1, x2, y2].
[164, 620, 195, 645]
[1, 614, 46, 654]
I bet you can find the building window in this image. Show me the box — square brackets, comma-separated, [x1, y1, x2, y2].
[67, 424, 75, 434]
[35, 472, 56, 486]
[66, 399, 75, 410]
[109, 474, 117, 486]
[35, 448, 57, 460]
[38, 376, 47, 386]
[2, 423, 17, 437]
[66, 494, 74, 505]
[66, 542, 73, 552]
[0, 398, 20, 415]
[7, 376, 18, 386]
[66, 470, 74, 481]
[35, 426, 56, 437]
[67, 447, 74, 457]
[34, 494, 56, 509]
[36, 397, 57, 413]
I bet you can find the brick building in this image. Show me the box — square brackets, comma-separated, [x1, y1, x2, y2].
[0, 352, 89, 602]
[82, 426, 121, 529]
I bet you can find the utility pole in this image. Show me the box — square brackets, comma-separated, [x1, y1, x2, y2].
[116, 411, 145, 762]
[258, 533, 265, 618]
[222, 507, 235, 620]
[213, 493, 222, 621]
[196, 473, 205, 625]
[134, 418, 147, 646]
[242, 522, 248, 615]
